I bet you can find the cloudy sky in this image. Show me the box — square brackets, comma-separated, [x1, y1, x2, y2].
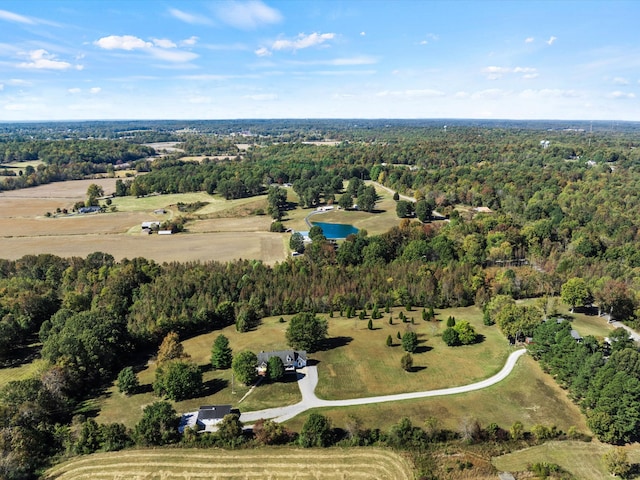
[0, 0, 638, 121]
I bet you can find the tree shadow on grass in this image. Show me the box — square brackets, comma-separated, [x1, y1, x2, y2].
[414, 345, 433, 354]
[318, 336, 353, 352]
[137, 383, 154, 394]
[409, 366, 427, 373]
[202, 378, 228, 396]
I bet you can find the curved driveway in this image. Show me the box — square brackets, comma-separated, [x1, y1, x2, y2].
[240, 348, 527, 424]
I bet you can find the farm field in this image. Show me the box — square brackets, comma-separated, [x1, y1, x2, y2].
[492, 440, 640, 480]
[0, 177, 409, 264]
[0, 178, 288, 264]
[44, 447, 414, 480]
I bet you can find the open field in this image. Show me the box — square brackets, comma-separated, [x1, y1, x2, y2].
[0, 231, 286, 263]
[286, 354, 588, 435]
[493, 440, 640, 479]
[314, 306, 511, 399]
[44, 447, 414, 480]
[0, 179, 287, 264]
[96, 307, 588, 437]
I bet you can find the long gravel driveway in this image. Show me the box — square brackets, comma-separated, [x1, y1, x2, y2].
[240, 348, 527, 424]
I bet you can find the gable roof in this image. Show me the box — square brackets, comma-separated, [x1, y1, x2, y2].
[256, 350, 306, 367]
[197, 405, 231, 421]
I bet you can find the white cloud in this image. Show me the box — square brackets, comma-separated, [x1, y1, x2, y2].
[181, 36, 198, 46]
[547, 36, 557, 45]
[520, 89, 582, 99]
[243, 93, 277, 100]
[454, 91, 469, 98]
[89, 87, 101, 94]
[272, 32, 336, 51]
[188, 96, 213, 104]
[95, 35, 197, 63]
[169, 8, 212, 25]
[471, 89, 509, 99]
[5, 104, 27, 111]
[0, 84, 4, 91]
[613, 77, 629, 85]
[149, 48, 198, 62]
[331, 56, 376, 66]
[0, 9, 35, 24]
[7, 79, 30, 86]
[360, 31, 366, 36]
[255, 47, 272, 57]
[483, 65, 538, 80]
[216, 1, 282, 29]
[525, 37, 534, 43]
[18, 49, 79, 70]
[152, 38, 177, 49]
[68, 87, 81, 94]
[377, 89, 445, 98]
[95, 35, 152, 51]
[608, 91, 636, 99]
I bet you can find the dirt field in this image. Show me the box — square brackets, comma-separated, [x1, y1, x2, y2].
[0, 179, 287, 264]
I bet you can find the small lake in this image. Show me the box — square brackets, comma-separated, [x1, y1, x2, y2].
[311, 221, 358, 239]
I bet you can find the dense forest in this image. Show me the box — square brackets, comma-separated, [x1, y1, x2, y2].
[1, 119, 640, 478]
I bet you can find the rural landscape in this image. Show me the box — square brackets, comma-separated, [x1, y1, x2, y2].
[3, 0, 640, 479]
[1, 118, 640, 480]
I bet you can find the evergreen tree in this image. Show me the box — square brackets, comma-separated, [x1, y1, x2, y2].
[211, 334, 233, 370]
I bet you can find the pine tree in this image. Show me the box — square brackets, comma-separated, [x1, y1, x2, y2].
[211, 334, 233, 370]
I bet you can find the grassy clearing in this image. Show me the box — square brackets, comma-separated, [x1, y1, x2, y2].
[493, 440, 640, 479]
[285, 354, 587, 435]
[44, 447, 414, 480]
[0, 358, 46, 390]
[2, 160, 45, 169]
[96, 316, 303, 428]
[96, 306, 586, 438]
[279, 183, 407, 236]
[314, 305, 510, 399]
[517, 297, 616, 339]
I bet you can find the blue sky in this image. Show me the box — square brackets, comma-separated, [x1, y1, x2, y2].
[0, 0, 639, 121]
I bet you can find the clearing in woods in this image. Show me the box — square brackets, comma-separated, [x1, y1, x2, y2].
[44, 448, 414, 480]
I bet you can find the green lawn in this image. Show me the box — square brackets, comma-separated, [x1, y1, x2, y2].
[314, 305, 511, 400]
[96, 305, 588, 438]
[285, 354, 588, 436]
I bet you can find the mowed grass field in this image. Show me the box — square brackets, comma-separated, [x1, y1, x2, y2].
[44, 447, 414, 480]
[97, 306, 588, 438]
[493, 441, 640, 479]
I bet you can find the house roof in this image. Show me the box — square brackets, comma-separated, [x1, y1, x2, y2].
[256, 350, 306, 366]
[197, 405, 232, 421]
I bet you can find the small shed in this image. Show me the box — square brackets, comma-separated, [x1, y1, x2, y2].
[570, 329, 582, 342]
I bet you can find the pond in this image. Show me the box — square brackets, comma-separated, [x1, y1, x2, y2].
[311, 221, 359, 239]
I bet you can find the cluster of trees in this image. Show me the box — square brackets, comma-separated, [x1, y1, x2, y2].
[529, 319, 639, 444]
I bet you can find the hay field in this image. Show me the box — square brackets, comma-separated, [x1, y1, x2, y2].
[493, 440, 640, 480]
[44, 447, 414, 480]
[0, 179, 287, 264]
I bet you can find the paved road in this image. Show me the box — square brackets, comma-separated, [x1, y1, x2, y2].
[240, 348, 527, 424]
[609, 320, 640, 342]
